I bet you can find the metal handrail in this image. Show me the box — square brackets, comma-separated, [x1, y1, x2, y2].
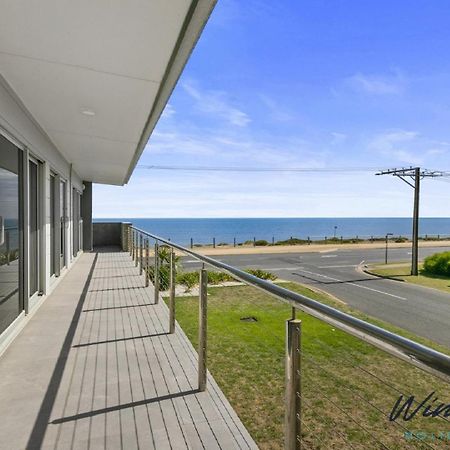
[131, 226, 450, 382]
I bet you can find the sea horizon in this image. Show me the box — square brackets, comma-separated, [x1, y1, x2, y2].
[93, 217, 450, 246]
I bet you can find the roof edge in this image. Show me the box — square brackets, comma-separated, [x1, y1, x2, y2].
[122, 0, 217, 185]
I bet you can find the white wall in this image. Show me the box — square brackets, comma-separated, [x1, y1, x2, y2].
[0, 75, 83, 301]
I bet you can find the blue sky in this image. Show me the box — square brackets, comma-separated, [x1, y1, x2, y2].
[94, 0, 450, 217]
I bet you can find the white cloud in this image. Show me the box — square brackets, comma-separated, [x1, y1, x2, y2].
[346, 72, 405, 95]
[182, 81, 251, 127]
[331, 132, 347, 145]
[259, 94, 294, 122]
[161, 103, 175, 119]
[147, 127, 326, 168]
[368, 129, 448, 165]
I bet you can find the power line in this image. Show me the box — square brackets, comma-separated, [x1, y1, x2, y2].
[137, 165, 384, 173]
[375, 167, 445, 275]
[137, 164, 450, 174]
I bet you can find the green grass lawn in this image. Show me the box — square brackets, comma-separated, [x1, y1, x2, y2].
[368, 263, 450, 294]
[166, 283, 449, 450]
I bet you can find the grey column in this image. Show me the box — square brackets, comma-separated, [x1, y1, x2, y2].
[81, 181, 92, 252]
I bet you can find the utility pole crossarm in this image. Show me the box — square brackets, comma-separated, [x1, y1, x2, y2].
[376, 167, 445, 177]
[375, 167, 443, 276]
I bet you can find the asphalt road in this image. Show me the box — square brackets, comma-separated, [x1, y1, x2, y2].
[181, 246, 450, 348]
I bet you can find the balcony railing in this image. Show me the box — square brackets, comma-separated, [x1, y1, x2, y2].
[128, 224, 450, 449]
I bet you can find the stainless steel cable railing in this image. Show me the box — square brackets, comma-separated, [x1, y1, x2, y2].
[130, 225, 450, 380]
[126, 224, 450, 450]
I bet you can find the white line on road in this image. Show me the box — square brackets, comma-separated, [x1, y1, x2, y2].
[184, 260, 199, 263]
[318, 265, 358, 268]
[321, 255, 337, 258]
[294, 268, 407, 300]
[264, 267, 304, 271]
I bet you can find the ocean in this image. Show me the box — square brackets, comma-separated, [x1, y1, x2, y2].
[94, 218, 450, 246]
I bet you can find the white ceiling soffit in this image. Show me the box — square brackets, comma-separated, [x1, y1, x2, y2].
[0, 0, 216, 185]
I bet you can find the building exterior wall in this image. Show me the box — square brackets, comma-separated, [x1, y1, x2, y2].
[0, 76, 88, 353]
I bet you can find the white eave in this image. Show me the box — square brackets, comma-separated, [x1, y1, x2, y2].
[0, 0, 216, 185]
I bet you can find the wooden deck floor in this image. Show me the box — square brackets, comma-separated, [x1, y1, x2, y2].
[0, 249, 257, 449]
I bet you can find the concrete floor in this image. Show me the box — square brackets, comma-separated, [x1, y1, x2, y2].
[0, 249, 256, 450]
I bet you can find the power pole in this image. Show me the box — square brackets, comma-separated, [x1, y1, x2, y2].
[376, 167, 443, 275]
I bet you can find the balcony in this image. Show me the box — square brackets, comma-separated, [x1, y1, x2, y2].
[1, 222, 450, 449]
[0, 247, 256, 449]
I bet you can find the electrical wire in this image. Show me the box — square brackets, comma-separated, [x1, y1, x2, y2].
[137, 164, 450, 174]
[137, 165, 382, 173]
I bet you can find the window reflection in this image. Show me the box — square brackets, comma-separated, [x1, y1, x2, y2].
[0, 140, 20, 334]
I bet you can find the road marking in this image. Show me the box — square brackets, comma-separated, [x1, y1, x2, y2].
[264, 267, 303, 271]
[319, 248, 338, 253]
[294, 268, 407, 300]
[318, 264, 357, 268]
[321, 255, 337, 258]
[184, 260, 199, 263]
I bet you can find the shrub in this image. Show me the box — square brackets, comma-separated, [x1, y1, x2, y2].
[145, 247, 181, 290]
[176, 271, 199, 289]
[208, 272, 234, 284]
[146, 265, 170, 290]
[422, 251, 450, 277]
[175, 271, 235, 289]
[274, 237, 308, 246]
[174, 268, 277, 289]
[245, 268, 277, 281]
[254, 239, 269, 246]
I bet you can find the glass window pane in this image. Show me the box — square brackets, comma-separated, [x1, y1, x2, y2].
[0, 137, 21, 333]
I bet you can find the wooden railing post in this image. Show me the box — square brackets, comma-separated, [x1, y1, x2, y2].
[139, 234, 143, 275]
[198, 267, 208, 391]
[285, 318, 302, 449]
[169, 249, 176, 334]
[145, 239, 150, 287]
[154, 242, 159, 304]
[135, 231, 138, 267]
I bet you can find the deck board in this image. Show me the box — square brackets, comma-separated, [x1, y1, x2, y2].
[0, 249, 257, 450]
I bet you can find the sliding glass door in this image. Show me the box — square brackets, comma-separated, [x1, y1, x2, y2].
[0, 135, 22, 334]
[29, 159, 40, 297]
[60, 180, 66, 269]
[49, 174, 56, 277]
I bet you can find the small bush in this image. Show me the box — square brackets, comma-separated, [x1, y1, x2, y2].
[245, 268, 277, 281]
[208, 272, 234, 284]
[275, 237, 308, 246]
[422, 251, 450, 277]
[176, 271, 199, 289]
[175, 268, 277, 289]
[176, 271, 235, 289]
[146, 265, 170, 290]
[254, 239, 269, 246]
